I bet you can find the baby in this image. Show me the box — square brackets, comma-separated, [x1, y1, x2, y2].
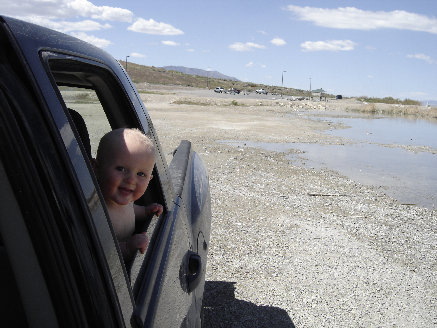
[92, 128, 163, 261]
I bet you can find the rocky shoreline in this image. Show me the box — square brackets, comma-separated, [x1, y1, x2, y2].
[142, 86, 436, 327]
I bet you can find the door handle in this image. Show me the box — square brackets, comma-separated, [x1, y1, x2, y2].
[185, 251, 202, 293]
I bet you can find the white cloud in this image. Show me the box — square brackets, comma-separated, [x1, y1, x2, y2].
[130, 52, 145, 58]
[229, 42, 265, 52]
[2, 0, 132, 39]
[245, 61, 254, 67]
[128, 18, 183, 35]
[59, 20, 111, 32]
[3, 0, 133, 22]
[270, 38, 286, 46]
[161, 40, 180, 46]
[301, 40, 356, 52]
[2, 0, 184, 54]
[186, 49, 195, 52]
[407, 53, 435, 64]
[88, 5, 132, 22]
[285, 5, 437, 34]
[69, 0, 133, 22]
[65, 19, 111, 31]
[70, 32, 111, 48]
[14, 16, 111, 32]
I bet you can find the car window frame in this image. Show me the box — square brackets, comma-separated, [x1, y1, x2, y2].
[39, 51, 138, 321]
[39, 55, 198, 326]
[39, 50, 174, 313]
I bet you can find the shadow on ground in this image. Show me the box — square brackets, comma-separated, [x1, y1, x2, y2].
[202, 281, 295, 328]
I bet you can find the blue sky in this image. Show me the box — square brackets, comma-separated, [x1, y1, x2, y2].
[3, 0, 437, 100]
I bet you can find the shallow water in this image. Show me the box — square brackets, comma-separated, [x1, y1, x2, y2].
[287, 142, 437, 208]
[221, 115, 437, 209]
[321, 115, 437, 149]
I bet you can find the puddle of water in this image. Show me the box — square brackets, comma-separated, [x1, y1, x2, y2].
[321, 116, 437, 149]
[220, 130, 437, 209]
[287, 142, 437, 208]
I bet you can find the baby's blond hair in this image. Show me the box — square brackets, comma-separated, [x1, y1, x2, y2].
[96, 128, 155, 163]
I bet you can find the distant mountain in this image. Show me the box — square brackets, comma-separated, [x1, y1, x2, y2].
[162, 66, 240, 81]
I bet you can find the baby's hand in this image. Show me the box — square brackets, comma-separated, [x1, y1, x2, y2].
[128, 232, 149, 254]
[144, 203, 163, 217]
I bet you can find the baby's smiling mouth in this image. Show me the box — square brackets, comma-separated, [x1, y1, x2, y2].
[118, 186, 133, 195]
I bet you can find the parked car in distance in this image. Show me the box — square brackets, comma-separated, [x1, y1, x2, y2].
[227, 88, 240, 94]
[256, 88, 268, 95]
[0, 15, 211, 327]
[214, 87, 224, 93]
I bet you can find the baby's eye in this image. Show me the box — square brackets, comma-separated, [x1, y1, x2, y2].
[137, 171, 146, 177]
[116, 166, 126, 173]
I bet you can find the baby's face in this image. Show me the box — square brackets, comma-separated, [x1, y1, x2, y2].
[97, 138, 155, 208]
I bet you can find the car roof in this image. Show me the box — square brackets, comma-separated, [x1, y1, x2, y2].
[1, 15, 123, 78]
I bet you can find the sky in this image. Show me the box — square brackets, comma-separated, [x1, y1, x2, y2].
[2, 0, 437, 101]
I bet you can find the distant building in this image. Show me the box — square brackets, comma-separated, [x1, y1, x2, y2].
[311, 88, 326, 100]
[311, 88, 325, 96]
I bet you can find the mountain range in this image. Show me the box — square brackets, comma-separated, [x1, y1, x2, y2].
[162, 66, 240, 81]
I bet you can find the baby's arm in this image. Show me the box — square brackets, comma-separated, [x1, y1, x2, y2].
[119, 232, 149, 261]
[134, 203, 163, 221]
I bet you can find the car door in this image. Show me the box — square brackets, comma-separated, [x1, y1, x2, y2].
[1, 15, 209, 327]
[0, 32, 125, 327]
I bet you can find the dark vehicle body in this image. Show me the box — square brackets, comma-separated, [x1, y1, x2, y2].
[227, 88, 240, 94]
[0, 16, 211, 327]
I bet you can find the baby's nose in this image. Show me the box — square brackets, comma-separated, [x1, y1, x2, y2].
[124, 171, 136, 183]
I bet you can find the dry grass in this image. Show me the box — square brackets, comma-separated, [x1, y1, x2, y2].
[343, 102, 437, 119]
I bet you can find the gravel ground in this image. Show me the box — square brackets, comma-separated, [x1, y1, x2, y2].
[141, 85, 437, 328]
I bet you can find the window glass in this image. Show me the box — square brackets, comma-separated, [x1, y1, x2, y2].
[59, 86, 111, 158]
[0, 161, 57, 327]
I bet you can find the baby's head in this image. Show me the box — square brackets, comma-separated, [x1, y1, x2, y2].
[93, 128, 155, 207]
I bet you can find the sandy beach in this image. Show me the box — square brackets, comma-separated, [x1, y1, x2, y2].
[140, 84, 437, 327]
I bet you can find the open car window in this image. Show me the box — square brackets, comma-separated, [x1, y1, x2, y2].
[59, 86, 110, 158]
[42, 53, 166, 304]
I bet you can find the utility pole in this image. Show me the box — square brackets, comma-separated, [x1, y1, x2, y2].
[125, 55, 130, 73]
[206, 67, 212, 89]
[309, 77, 312, 100]
[281, 70, 287, 98]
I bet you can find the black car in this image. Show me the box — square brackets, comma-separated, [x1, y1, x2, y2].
[0, 16, 211, 327]
[227, 88, 240, 95]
